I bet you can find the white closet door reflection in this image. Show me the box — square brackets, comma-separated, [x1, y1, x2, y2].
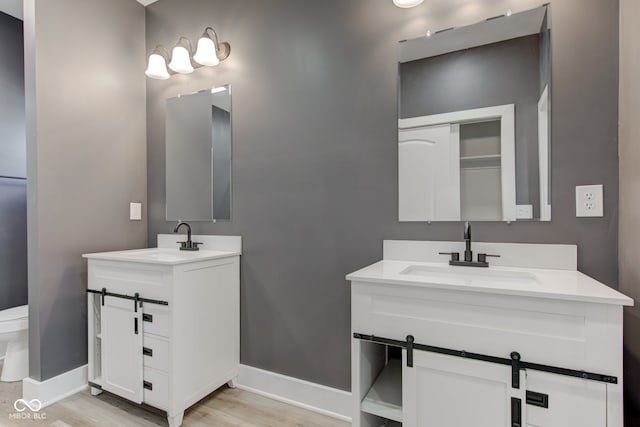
[398, 124, 460, 221]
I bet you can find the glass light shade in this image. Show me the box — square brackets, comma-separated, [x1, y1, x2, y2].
[393, 0, 424, 7]
[145, 53, 170, 80]
[193, 36, 220, 66]
[168, 46, 194, 73]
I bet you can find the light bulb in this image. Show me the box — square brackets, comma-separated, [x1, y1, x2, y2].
[168, 45, 194, 74]
[145, 53, 170, 80]
[393, 0, 425, 8]
[506, 9, 512, 17]
[193, 36, 220, 67]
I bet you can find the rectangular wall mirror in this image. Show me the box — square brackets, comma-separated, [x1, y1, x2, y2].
[398, 5, 551, 222]
[166, 85, 232, 222]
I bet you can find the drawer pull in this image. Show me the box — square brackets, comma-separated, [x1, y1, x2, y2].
[143, 347, 153, 357]
[526, 391, 549, 408]
[143, 313, 153, 322]
[143, 381, 153, 391]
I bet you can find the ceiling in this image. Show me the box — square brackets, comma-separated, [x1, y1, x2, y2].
[0, 0, 159, 20]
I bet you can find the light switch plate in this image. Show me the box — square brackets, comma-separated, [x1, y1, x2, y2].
[130, 202, 142, 221]
[576, 185, 603, 217]
[516, 205, 533, 219]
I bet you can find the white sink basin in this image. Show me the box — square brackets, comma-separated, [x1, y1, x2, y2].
[400, 264, 539, 286]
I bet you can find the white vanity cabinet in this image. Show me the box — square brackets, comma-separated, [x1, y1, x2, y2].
[348, 241, 632, 427]
[84, 235, 241, 427]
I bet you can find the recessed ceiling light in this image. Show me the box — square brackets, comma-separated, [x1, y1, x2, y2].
[393, 0, 425, 8]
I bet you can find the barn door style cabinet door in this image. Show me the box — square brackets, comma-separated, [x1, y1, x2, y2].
[100, 297, 144, 403]
[403, 350, 525, 427]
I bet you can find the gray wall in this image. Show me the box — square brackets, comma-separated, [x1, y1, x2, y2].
[0, 11, 27, 311]
[24, 0, 147, 381]
[618, 0, 640, 421]
[400, 35, 541, 217]
[146, 0, 619, 392]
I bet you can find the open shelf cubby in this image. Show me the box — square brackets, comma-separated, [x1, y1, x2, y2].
[358, 341, 403, 426]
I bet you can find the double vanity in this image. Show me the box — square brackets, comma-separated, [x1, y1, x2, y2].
[348, 239, 632, 427]
[83, 233, 241, 427]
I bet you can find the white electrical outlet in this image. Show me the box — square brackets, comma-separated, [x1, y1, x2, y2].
[576, 185, 603, 217]
[130, 202, 142, 221]
[516, 204, 533, 219]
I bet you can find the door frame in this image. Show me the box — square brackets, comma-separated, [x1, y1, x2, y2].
[399, 104, 516, 222]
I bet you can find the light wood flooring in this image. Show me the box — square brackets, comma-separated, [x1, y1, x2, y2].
[0, 361, 349, 427]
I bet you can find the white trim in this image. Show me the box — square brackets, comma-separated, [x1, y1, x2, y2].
[237, 364, 352, 422]
[538, 85, 551, 221]
[399, 105, 517, 222]
[22, 364, 88, 408]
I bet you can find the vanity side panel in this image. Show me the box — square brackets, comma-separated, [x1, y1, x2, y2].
[170, 256, 240, 415]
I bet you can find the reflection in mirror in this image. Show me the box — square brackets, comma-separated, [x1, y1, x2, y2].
[398, 5, 551, 222]
[166, 85, 232, 221]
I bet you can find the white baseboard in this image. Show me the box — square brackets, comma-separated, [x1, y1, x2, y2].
[237, 364, 352, 422]
[22, 364, 88, 408]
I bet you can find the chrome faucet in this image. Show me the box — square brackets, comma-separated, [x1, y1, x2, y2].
[439, 222, 500, 267]
[173, 221, 202, 251]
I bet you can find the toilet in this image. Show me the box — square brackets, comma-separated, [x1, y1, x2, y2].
[0, 305, 28, 382]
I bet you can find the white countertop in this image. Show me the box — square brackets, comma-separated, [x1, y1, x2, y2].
[346, 260, 633, 306]
[83, 247, 240, 266]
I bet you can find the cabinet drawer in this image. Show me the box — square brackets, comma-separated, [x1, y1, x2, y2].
[143, 367, 169, 411]
[143, 334, 169, 372]
[142, 305, 170, 338]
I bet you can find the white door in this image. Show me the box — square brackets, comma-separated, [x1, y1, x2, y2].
[398, 124, 460, 221]
[525, 371, 606, 427]
[403, 350, 525, 427]
[101, 296, 143, 403]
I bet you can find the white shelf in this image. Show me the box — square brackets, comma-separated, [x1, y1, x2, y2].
[460, 154, 501, 161]
[361, 359, 403, 423]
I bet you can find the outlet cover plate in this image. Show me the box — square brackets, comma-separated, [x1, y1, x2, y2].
[516, 204, 533, 219]
[576, 185, 603, 217]
[130, 202, 142, 221]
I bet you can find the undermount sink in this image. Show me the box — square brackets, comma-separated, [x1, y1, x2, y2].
[400, 264, 539, 286]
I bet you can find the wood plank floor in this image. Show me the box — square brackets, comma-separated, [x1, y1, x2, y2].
[0, 361, 349, 427]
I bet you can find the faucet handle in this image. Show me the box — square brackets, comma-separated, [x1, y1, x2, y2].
[477, 253, 500, 263]
[439, 252, 460, 262]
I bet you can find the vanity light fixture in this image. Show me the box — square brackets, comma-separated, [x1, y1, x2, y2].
[393, 0, 424, 8]
[145, 46, 171, 80]
[211, 86, 227, 94]
[193, 27, 231, 67]
[168, 37, 194, 74]
[145, 27, 231, 80]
